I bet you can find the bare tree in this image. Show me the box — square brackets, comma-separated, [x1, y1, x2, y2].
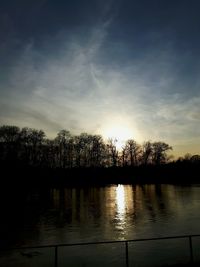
[55, 130, 72, 168]
[0, 125, 20, 164]
[141, 141, 152, 165]
[123, 139, 141, 166]
[106, 138, 119, 167]
[151, 142, 172, 165]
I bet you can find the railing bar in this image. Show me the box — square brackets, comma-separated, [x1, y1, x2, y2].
[0, 244, 57, 251]
[125, 241, 129, 267]
[55, 246, 58, 267]
[128, 236, 186, 242]
[189, 236, 194, 265]
[1, 234, 200, 251]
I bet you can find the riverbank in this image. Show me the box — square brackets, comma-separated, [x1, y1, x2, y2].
[1, 163, 200, 187]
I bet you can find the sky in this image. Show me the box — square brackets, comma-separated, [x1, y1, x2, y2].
[0, 0, 200, 156]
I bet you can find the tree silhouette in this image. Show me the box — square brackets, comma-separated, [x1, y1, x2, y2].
[2, 124, 199, 173]
[55, 130, 72, 168]
[141, 141, 152, 165]
[151, 142, 172, 165]
[0, 125, 20, 165]
[106, 138, 118, 167]
[123, 139, 141, 166]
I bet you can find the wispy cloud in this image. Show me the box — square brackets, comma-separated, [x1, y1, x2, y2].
[1, 0, 200, 157]
[0, 17, 114, 135]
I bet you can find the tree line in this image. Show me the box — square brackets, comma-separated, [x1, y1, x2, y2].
[0, 125, 199, 169]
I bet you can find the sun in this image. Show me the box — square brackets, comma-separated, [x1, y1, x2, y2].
[101, 123, 134, 150]
[99, 116, 141, 150]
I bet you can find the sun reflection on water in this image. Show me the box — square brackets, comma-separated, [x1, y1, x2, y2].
[115, 184, 127, 235]
[116, 184, 126, 216]
[107, 184, 136, 237]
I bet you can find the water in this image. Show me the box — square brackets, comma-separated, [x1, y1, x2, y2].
[0, 184, 200, 266]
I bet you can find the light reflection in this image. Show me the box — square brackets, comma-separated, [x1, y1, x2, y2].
[116, 185, 126, 219]
[114, 185, 136, 236]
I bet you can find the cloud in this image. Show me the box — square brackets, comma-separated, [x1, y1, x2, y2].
[3, 33, 200, 147]
[1, 1, 200, 157]
[0, 18, 115, 136]
[150, 94, 200, 144]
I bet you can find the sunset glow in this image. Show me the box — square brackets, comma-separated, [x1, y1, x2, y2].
[100, 117, 140, 149]
[1, 0, 200, 156]
[103, 125, 133, 149]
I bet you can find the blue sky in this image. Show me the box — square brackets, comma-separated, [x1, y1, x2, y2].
[1, 0, 200, 156]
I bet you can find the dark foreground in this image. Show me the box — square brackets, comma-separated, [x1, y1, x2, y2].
[1, 234, 200, 267]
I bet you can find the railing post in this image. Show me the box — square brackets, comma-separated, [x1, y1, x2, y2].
[125, 241, 129, 267]
[55, 246, 58, 267]
[189, 236, 194, 265]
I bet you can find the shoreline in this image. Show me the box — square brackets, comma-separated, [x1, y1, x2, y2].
[1, 164, 200, 187]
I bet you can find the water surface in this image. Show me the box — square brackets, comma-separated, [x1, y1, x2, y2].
[0, 184, 200, 266]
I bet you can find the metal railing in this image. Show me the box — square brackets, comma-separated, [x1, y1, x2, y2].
[1, 234, 200, 267]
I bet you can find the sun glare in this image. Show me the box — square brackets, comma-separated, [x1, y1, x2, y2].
[103, 126, 132, 149]
[101, 119, 137, 150]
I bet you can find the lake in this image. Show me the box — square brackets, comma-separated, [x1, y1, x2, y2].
[0, 183, 200, 266]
